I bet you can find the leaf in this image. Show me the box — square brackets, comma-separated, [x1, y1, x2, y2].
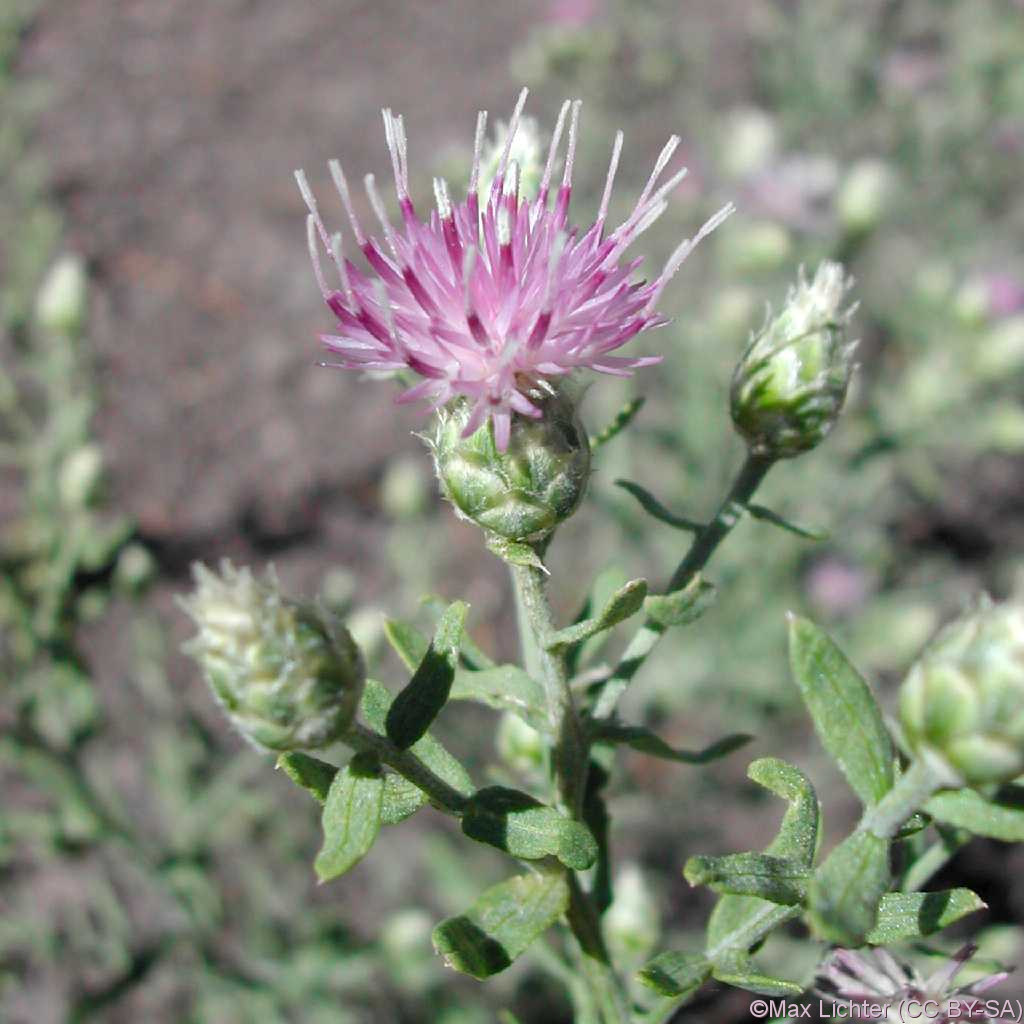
[461, 787, 598, 871]
[276, 751, 337, 804]
[386, 601, 468, 749]
[422, 593, 495, 669]
[747, 503, 827, 541]
[432, 871, 570, 979]
[925, 787, 1024, 841]
[684, 853, 810, 906]
[710, 954, 805, 997]
[788, 615, 894, 807]
[547, 578, 648, 650]
[567, 566, 630, 674]
[865, 889, 986, 944]
[644, 575, 717, 629]
[383, 618, 429, 672]
[381, 772, 427, 825]
[591, 396, 645, 452]
[485, 534, 547, 571]
[362, 679, 474, 798]
[314, 752, 385, 882]
[592, 722, 752, 765]
[450, 664, 548, 731]
[807, 830, 890, 945]
[637, 952, 711, 998]
[614, 479, 702, 532]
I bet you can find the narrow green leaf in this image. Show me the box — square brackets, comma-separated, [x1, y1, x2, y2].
[710, 954, 804, 997]
[747, 503, 828, 541]
[807, 830, 890, 945]
[276, 751, 337, 804]
[645, 575, 716, 629]
[314, 752, 384, 882]
[637, 951, 711, 998]
[547, 578, 648, 650]
[450, 665, 548, 732]
[381, 772, 427, 825]
[593, 722, 751, 764]
[432, 871, 570, 979]
[685, 852, 810, 906]
[591, 396, 645, 452]
[865, 889, 986, 944]
[386, 601, 468, 749]
[383, 619, 429, 672]
[614, 479, 703, 532]
[423, 593, 496, 669]
[485, 534, 547, 571]
[362, 679, 474, 798]
[926, 787, 1024, 841]
[705, 902, 800, 965]
[748, 758, 820, 867]
[788, 615, 894, 807]
[461, 787, 597, 870]
[568, 566, 630, 674]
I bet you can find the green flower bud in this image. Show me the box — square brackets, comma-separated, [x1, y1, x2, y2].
[837, 158, 896, 237]
[900, 597, 1024, 787]
[179, 561, 364, 752]
[730, 261, 856, 459]
[58, 444, 104, 509]
[431, 389, 591, 543]
[495, 711, 545, 776]
[35, 254, 88, 336]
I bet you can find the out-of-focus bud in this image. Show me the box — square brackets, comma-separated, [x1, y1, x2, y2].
[730, 261, 857, 459]
[179, 561, 364, 752]
[113, 542, 157, 594]
[496, 712, 546, 776]
[35, 254, 88, 336]
[478, 115, 544, 204]
[719, 220, 792, 274]
[58, 444, 104, 508]
[431, 389, 591, 543]
[380, 453, 431, 521]
[605, 864, 659, 966]
[719, 106, 778, 180]
[900, 597, 1024, 787]
[837, 159, 897, 236]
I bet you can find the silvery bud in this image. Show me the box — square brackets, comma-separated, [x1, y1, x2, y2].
[837, 159, 897, 237]
[730, 261, 857, 459]
[179, 561, 364, 752]
[900, 597, 1024, 787]
[35, 254, 88, 337]
[431, 389, 591, 543]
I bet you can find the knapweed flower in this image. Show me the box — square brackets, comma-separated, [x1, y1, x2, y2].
[295, 88, 733, 451]
[816, 945, 1010, 1023]
[179, 561, 364, 752]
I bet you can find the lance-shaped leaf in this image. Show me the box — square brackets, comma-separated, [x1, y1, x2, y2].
[383, 618, 429, 672]
[568, 566, 630, 674]
[615, 479, 703, 532]
[423, 593, 496, 669]
[592, 721, 751, 765]
[710, 953, 805, 997]
[747, 503, 827, 541]
[381, 772, 427, 825]
[386, 601, 468, 749]
[485, 534, 547, 571]
[461, 786, 598, 871]
[645, 575, 716, 629]
[276, 751, 337, 804]
[547, 578, 648, 650]
[925, 787, 1024, 842]
[865, 889, 986, 945]
[450, 665, 548, 732]
[433, 870, 570, 979]
[685, 852, 810, 905]
[315, 752, 385, 882]
[591, 396, 645, 452]
[638, 952, 711, 998]
[362, 679, 473, 801]
[807, 830, 890, 945]
[788, 615, 894, 807]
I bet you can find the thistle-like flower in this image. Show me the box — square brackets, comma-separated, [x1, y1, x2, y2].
[295, 88, 733, 451]
[816, 945, 1010, 1023]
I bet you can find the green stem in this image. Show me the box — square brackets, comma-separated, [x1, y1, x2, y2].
[860, 759, 941, 840]
[594, 453, 774, 718]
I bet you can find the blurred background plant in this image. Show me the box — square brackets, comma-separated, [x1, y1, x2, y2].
[2, 0, 1024, 1021]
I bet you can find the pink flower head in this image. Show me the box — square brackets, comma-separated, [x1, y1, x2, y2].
[295, 88, 733, 450]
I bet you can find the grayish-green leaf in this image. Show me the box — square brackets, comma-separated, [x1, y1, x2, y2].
[788, 615, 894, 807]
[547, 578, 648, 650]
[685, 852, 810, 905]
[383, 618, 429, 672]
[644, 575, 716, 629]
[485, 534, 547, 571]
[450, 664, 548, 731]
[614, 479, 703, 532]
[381, 772, 427, 825]
[314, 752, 384, 882]
[807, 830, 890, 945]
[747, 503, 828, 540]
[865, 889, 986, 944]
[276, 751, 337, 804]
[637, 951, 711, 997]
[591, 396, 645, 452]
[423, 593, 496, 669]
[926, 787, 1024, 841]
[593, 721, 751, 764]
[385, 601, 468, 749]
[747, 758, 820, 867]
[461, 787, 597, 870]
[432, 871, 570, 978]
[710, 954, 805, 997]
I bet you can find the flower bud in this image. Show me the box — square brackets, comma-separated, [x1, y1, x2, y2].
[431, 389, 591, 543]
[836, 159, 896, 237]
[179, 561, 364, 752]
[730, 261, 856, 459]
[900, 597, 1024, 787]
[35, 254, 88, 337]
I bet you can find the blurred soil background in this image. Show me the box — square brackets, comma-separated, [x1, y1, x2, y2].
[3, 1, 1024, 1021]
